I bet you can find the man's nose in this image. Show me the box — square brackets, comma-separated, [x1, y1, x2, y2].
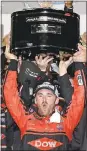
[42, 96, 47, 102]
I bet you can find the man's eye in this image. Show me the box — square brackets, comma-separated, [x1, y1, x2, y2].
[38, 95, 43, 97]
[48, 95, 52, 97]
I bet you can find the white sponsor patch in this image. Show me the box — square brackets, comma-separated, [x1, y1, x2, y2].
[35, 140, 56, 148]
[25, 68, 38, 78]
[77, 74, 83, 85]
[29, 87, 33, 95]
[51, 63, 59, 74]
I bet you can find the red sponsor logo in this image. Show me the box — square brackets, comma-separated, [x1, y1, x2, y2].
[1, 134, 6, 140]
[65, 13, 71, 16]
[28, 137, 63, 150]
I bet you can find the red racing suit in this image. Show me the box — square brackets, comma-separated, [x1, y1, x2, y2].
[4, 60, 85, 150]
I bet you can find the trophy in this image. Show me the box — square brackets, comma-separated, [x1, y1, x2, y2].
[10, 1, 80, 61]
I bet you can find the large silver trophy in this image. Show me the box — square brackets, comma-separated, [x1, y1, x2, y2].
[10, 1, 80, 60]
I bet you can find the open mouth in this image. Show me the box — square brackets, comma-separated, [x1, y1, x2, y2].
[42, 104, 48, 108]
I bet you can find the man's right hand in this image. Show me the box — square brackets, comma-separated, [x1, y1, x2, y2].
[59, 57, 73, 76]
[35, 55, 53, 72]
[5, 46, 17, 61]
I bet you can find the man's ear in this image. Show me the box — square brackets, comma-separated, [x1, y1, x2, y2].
[55, 97, 59, 105]
[34, 98, 37, 104]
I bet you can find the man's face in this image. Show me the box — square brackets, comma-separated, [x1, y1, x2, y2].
[35, 89, 57, 116]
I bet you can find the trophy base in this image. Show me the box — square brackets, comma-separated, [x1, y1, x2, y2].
[11, 45, 76, 61]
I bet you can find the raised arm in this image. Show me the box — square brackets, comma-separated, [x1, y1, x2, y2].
[58, 57, 74, 105]
[4, 59, 29, 131]
[4, 47, 29, 131]
[64, 62, 86, 135]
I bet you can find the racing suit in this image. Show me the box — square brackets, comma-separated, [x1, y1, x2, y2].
[4, 60, 85, 150]
[68, 64, 87, 151]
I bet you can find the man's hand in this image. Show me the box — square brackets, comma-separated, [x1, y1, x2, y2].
[73, 43, 86, 62]
[35, 55, 53, 72]
[59, 57, 73, 76]
[2, 32, 10, 47]
[5, 46, 17, 61]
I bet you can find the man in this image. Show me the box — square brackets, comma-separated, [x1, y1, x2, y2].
[4, 46, 85, 150]
[69, 43, 87, 150]
[59, 42, 87, 150]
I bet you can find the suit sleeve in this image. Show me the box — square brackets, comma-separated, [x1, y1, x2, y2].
[64, 63, 86, 136]
[4, 60, 29, 131]
[71, 106, 87, 150]
[59, 73, 74, 105]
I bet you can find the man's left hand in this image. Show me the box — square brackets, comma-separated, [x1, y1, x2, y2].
[73, 43, 86, 62]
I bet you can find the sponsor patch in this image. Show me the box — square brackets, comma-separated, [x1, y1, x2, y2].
[25, 68, 38, 78]
[28, 137, 63, 150]
[1, 117, 5, 123]
[29, 108, 34, 113]
[77, 74, 83, 85]
[57, 124, 64, 131]
[1, 134, 6, 140]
